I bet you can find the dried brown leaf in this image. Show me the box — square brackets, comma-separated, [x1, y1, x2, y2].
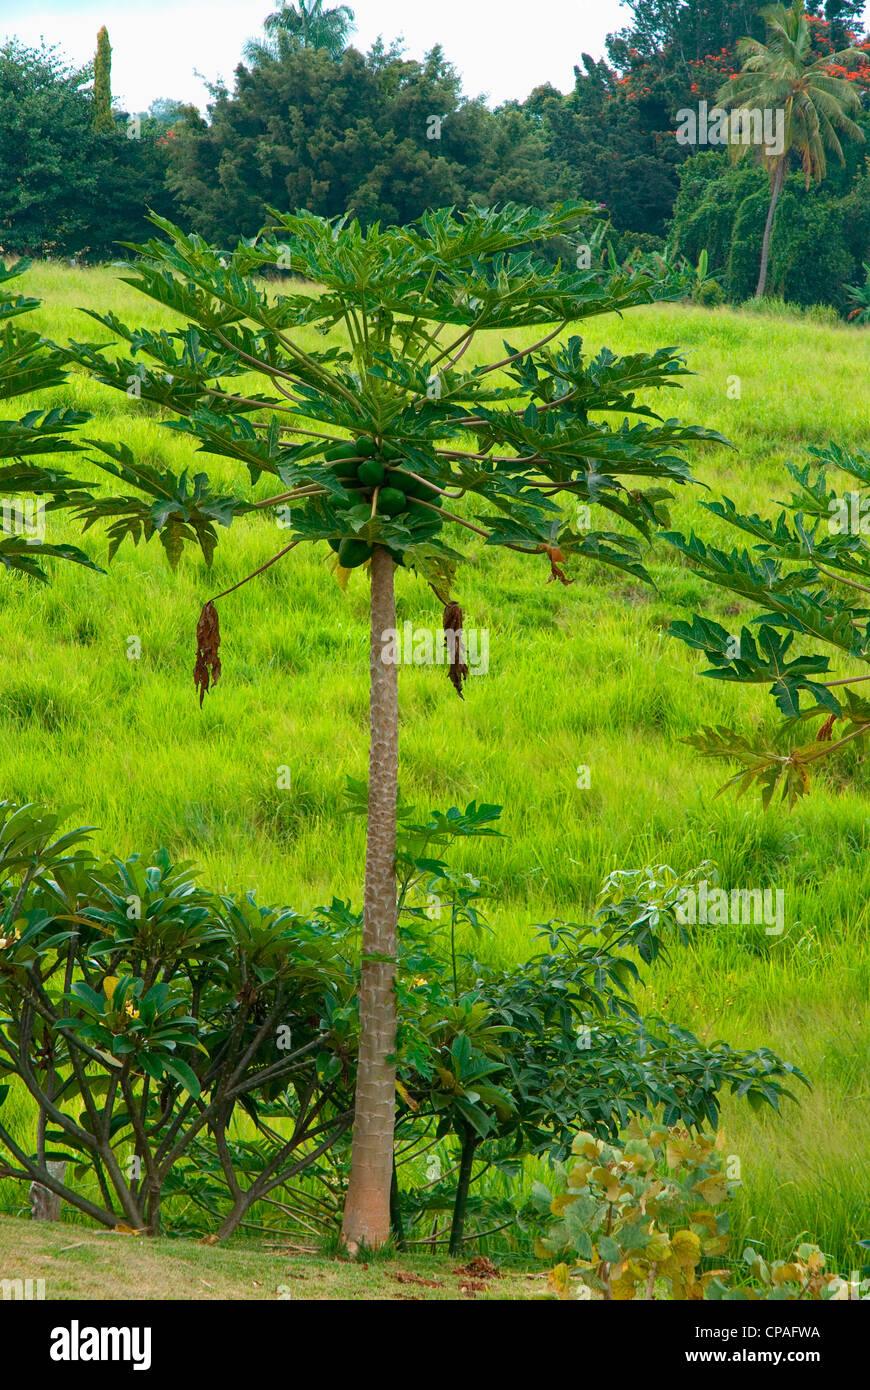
[194, 601, 221, 707]
[443, 601, 468, 700]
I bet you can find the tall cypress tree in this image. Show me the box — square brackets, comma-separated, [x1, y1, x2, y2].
[92, 26, 114, 133]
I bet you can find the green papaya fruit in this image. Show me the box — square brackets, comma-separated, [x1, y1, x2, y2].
[326, 459, 359, 480]
[325, 441, 359, 462]
[387, 467, 430, 500]
[406, 498, 439, 521]
[377, 486, 407, 516]
[357, 459, 385, 487]
[337, 538, 373, 568]
[323, 443, 358, 479]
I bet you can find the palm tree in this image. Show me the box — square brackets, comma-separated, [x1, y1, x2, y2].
[719, 0, 864, 297]
[244, 0, 355, 65]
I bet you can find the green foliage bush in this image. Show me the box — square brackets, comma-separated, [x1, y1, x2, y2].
[0, 800, 356, 1237]
[692, 278, 726, 308]
[381, 799, 806, 1254]
[0, 791, 807, 1250]
[534, 1121, 732, 1300]
[708, 1244, 870, 1301]
[0, 40, 178, 260]
[767, 193, 854, 311]
[535, 1119, 870, 1301]
[670, 143, 870, 313]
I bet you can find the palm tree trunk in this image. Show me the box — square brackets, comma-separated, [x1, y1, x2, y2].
[756, 157, 786, 298]
[341, 544, 398, 1250]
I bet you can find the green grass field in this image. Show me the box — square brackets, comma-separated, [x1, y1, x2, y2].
[0, 1214, 534, 1300]
[1, 262, 868, 1278]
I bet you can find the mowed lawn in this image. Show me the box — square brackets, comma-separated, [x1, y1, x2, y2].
[0, 261, 868, 1271]
[0, 1214, 535, 1300]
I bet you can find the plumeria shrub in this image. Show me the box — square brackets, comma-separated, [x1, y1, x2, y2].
[0, 801, 356, 1237]
[0, 794, 807, 1249]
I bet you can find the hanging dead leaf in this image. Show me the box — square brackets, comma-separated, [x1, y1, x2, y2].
[443, 601, 468, 700]
[542, 544, 572, 586]
[194, 600, 221, 707]
[817, 712, 837, 742]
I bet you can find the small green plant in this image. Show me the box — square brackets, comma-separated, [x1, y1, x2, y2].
[533, 1120, 733, 1301]
[692, 278, 726, 308]
[686, 249, 725, 306]
[534, 1121, 868, 1303]
[602, 239, 700, 301]
[708, 1243, 870, 1301]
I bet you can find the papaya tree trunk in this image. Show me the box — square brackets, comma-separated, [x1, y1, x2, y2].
[341, 544, 398, 1250]
[755, 156, 786, 298]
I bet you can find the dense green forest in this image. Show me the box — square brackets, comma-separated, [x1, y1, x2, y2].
[5, 0, 870, 313]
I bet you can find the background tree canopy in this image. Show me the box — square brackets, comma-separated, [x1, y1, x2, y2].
[2, 0, 870, 308]
[0, 40, 180, 260]
[164, 43, 559, 242]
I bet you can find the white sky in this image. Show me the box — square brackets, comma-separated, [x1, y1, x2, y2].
[1, 0, 633, 112]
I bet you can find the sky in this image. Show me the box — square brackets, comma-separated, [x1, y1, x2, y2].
[1, 0, 633, 113]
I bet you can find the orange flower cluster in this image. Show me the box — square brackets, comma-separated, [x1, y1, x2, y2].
[604, 22, 870, 103]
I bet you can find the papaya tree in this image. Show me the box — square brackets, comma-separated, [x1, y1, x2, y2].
[62, 202, 727, 1248]
[667, 443, 870, 802]
[0, 260, 98, 583]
